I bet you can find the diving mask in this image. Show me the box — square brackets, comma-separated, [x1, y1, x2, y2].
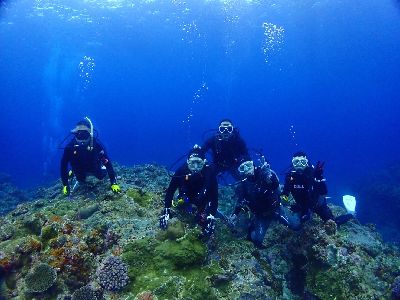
[187, 157, 205, 173]
[218, 124, 233, 134]
[75, 130, 91, 144]
[238, 160, 255, 177]
[292, 156, 308, 170]
[218, 122, 234, 140]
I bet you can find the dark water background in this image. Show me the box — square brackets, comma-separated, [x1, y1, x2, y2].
[1, 0, 399, 237]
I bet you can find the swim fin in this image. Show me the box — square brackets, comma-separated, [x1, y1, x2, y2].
[342, 195, 356, 215]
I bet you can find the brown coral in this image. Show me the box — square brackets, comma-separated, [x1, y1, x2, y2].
[137, 291, 154, 300]
[324, 219, 337, 236]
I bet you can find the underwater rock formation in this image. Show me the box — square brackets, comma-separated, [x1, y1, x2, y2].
[0, 172, 29, 215]
[393, 276, 400, 300]
[0, 164, 399, 299]
[356, 160, 400, 243]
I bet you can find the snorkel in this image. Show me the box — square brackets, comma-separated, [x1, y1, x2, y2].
[85, 116, 94, 151]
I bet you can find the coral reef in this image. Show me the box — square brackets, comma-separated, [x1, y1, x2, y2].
[25, 263, 57, 293]
[126, 189, 152, 207]
[155, 228, 207, 269]
[97, 256, 129, 291]
[71, 285, 98, 300]
[77, 204, 99, 220]
[355, 160, 400, 243]
[393, 276, 400, 300]
[0, 164, 399, 299]
[0, 172, 29, 215]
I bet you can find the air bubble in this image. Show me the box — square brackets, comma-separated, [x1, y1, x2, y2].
[261, 22, 285, 63]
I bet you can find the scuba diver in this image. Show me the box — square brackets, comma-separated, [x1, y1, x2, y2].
[60, 117, 120, 196]
[281, 151, 354, 229]
[202, 119, 251, 180]
[228, 159, 296, 248]
[159, 145, 218, 238]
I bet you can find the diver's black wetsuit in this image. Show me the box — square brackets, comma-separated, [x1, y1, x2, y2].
[234, 167, 293, 247]
[202, 130, 250, 178]
[60, 138, 117, 186]
[164, 164, 218, 216]
[235, 168, 281, 216]
[282, 166, 352, 227]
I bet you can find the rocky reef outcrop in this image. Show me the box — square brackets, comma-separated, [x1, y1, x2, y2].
[355, 160, 400, 244]
[0, 172, 29, 215]
[0, 164, 399, 299]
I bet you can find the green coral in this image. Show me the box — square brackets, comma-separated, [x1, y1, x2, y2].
[0, 279, 7, 298]
[126, 189, 152, 207]
[41, 225, 58, 243]
[25, 263, 57, 293]
[122, 228, 223, 299]
[306, 263, 374, 300]
[122, 237, 161, 279]
[154, 230, 207, 269]
[77, 204, 99, 219]
[21, 217, 42, 235]
[47, 201, 76, 218]
[156, 220, 186, 241]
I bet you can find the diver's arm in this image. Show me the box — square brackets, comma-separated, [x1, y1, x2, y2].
[60, 148, 71, 186]
[96, 140, 117, 184]
[236, 137, 251, 162]
[281, 173, 291, 197]
[315, 179, 328, 195]
[164, 170, 182, 209]
[269, 169, 280, 190]
[233, 184, 247, 216]
[205, 169, 218, 215]
[201, 137, 213, 153]
[313, 166, 328, 195]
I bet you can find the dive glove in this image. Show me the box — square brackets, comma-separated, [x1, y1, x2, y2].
[63, 185, 70, 196]
[280, 195, 289, 203]
[159, 208, 170, 230]
[111, 184, 121, 193]
[203, 214, 216, 236]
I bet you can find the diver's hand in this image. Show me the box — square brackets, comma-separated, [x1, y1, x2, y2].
[314, 161, 325, 179]
[280, 195, 289, 203]
[159, 208, 170, 230]
[111, 184, 121, 193]
[203, 214, 216, 236]
[62, 185, 70, 196]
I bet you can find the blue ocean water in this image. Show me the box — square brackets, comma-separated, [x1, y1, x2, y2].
[0, 1, 399, 208]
